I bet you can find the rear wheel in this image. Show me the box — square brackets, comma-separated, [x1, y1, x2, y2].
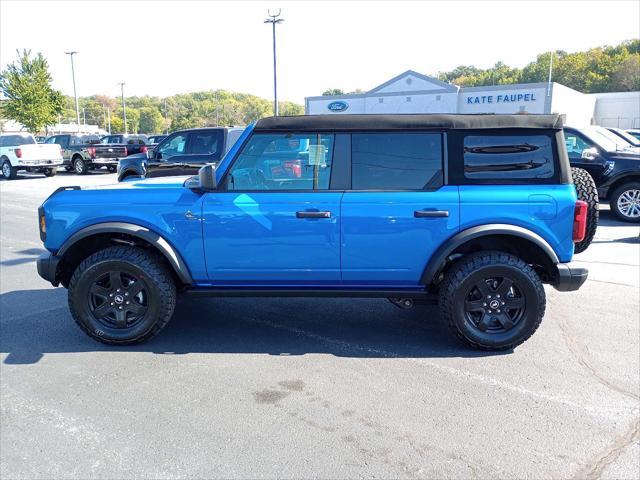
[43, 167, 57, 177]
[68, 246, 176, 345]
[610, 182, 640, 223]
[73, 156, 88, 175]
[571, 167, 598, 253]
[1, 159, 17, 180]
[439, 251, 545, 351]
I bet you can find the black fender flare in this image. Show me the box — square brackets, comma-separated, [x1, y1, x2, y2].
[57, 222, 193, 284]
[420, 224, 560, 285]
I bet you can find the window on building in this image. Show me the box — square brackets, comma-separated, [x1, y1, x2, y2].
[463, 135, 555, 180]
[378, 98, 384, 103]
[351, 133, 443, 190]
[436, 95, 441, 101]
[406, 97, 412, 102]
[226, 132, 334, 191]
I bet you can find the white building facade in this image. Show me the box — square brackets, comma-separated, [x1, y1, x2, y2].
[306, 70, 639, 128]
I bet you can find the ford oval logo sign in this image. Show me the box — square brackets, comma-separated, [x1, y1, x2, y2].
[327, 101, 348, 112]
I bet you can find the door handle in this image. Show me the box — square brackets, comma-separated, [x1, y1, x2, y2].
[414, 210, 449, 218]
[296, 211, 332, 219]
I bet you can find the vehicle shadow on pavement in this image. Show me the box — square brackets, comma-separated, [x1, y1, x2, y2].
[0, 248, 47, 267]
[0, 289, 508, 365]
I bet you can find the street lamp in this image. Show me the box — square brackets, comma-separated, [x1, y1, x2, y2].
[119, 82, 127, 134]
[264, 9, 284, 116]
[64, 51, 81, 131]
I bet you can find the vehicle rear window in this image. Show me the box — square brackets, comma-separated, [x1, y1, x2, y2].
[351, 133, 443, 190]
[3, 134, 35, 145]
[463, 135, 554, 180]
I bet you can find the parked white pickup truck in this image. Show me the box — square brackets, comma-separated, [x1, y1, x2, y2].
[0, 132, 63, 180]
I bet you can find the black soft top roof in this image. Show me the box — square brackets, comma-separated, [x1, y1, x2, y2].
[255, 114, 563, 131]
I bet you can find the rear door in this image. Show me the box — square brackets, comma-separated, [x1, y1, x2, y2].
[341, 132, 459, 286]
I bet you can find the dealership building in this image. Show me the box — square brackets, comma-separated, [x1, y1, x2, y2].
[305, 70, 640, 128]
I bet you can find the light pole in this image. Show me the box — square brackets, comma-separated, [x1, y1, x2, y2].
[107, 107, 111, 134]
[264, 9, 284, 116]
[65, 51, 81, 131]
[82, 107, 86, 127]
[119, 82, 127, 133]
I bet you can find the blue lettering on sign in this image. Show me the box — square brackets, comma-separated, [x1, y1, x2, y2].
[327, 101, 349, 112]
[466, 92, 538, 104]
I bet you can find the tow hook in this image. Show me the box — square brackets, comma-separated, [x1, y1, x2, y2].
[388, 298, 414, 309]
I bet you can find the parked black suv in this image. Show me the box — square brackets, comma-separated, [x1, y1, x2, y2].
[117, 127, 243, 181]
[565, 126, 640, 222]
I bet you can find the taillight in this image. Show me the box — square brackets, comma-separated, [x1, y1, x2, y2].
[283, 159, 302, 178]
[87, 147, 96, 158]
[124, 147, 128, 156]
[15, 148, 22, 158]
[573, 200, 588, 243]
[140, 146, 148, 154]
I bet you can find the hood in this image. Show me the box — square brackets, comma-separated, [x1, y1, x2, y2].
[607, 150, 640, 160]
[84, 175, 192, 191]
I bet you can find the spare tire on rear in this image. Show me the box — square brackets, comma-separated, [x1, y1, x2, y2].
[571, 167, 598, 254]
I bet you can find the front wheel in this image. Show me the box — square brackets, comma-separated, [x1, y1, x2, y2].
[107, 165, 117, 173]
[1, 160, 17, 180]
[610, 182, 640, 223]
[68, 246, 177, 345]
[43, 167, 57, 177]
[439, 251, 545, 351]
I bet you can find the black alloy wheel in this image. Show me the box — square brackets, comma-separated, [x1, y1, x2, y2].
[88, 270, 149, 329]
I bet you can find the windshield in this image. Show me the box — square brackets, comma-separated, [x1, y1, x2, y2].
[579, 126, 635, 152]
[609, 128, 640, 147]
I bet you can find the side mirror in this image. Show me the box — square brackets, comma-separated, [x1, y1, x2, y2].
[198, 164, 217, 191]
[581, 148, 599, 161]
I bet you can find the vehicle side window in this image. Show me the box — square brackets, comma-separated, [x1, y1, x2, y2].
[225, 132, 334, 191]
[463, 134, 554, 180]
[189, 131, 223, 156]
[54, 136, 69, 147]
[45, 136, 56, 144]
[0, 137, 5, 147]
[157, 133, 188, 159]
[564, 133, 593, 159]
[127, 138, 136, 145]
[351, 133, 443, 190]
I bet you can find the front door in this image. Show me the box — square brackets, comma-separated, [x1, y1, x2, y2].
[341, 132, 459, 286]
[202, 131, 342, 285]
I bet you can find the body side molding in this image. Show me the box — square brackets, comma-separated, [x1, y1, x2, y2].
[420, 224, 560, 285]
[57, 222, 193, 284]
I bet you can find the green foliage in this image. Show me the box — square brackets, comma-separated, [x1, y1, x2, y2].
[437, 39, 640, 93]
[0, 49, 64, 133]
[54, 89, 305, 134]
[322, 88, 344, 96]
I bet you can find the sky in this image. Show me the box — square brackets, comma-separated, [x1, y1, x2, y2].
[1, 0, 639, 104]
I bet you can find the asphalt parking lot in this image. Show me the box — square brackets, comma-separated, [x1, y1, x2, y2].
[1, 170, 639, 479]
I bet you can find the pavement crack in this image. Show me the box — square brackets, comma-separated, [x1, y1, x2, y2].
[572, 418, 640, 480]
[556, 317, 640, 402]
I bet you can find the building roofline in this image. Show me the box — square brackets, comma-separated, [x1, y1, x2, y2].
[367, 69, 458, 93]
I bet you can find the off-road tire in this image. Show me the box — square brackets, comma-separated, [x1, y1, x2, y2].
[1, 159, 17, 180]
[107, 165, 117, 173]
[609, 182, 640, 223]
[439, 251, 545, 351]
[571, 167, 598, 253]
[68, 246, 176, 345]
[73, 156, 88, 175]
[43, 167, 57, 177]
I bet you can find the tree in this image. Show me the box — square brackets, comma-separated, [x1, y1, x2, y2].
[322, 88, 344, 96]
[138, 107, 164, 134]
[0, 50, 64, 132]
[611, 55, 640, 91]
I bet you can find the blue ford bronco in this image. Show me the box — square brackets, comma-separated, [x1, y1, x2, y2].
[36, 114, 589, 350]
